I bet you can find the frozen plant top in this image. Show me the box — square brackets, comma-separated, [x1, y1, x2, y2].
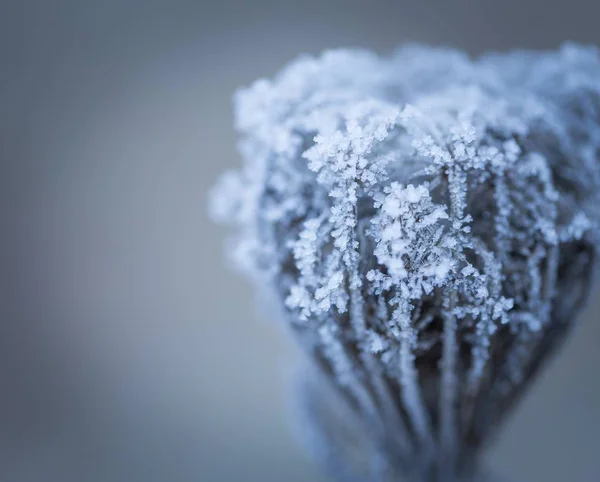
[210, 44, 600, 481]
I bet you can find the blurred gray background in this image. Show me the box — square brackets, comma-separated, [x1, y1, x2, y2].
[1, 1, 599, 481]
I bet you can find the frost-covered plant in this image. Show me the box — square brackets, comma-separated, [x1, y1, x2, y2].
[210, 44, 600, 482]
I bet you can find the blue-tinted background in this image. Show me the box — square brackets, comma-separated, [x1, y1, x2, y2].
[1, 1, 599, 481]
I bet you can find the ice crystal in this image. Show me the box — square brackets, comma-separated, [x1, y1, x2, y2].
[210, 44, 600, 482]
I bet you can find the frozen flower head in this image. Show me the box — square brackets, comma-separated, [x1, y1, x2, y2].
[210, 44, 600, 482]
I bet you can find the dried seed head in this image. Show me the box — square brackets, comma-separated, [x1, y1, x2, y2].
[210, 44, 600, 481]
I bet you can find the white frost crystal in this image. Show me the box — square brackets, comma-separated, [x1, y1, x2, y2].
[211, 44, 600, 482]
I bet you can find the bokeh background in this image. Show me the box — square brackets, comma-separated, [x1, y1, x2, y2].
[1, 1, 599, 481]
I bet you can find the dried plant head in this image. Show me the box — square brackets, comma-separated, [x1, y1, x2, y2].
[210, 44, 600, 482]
